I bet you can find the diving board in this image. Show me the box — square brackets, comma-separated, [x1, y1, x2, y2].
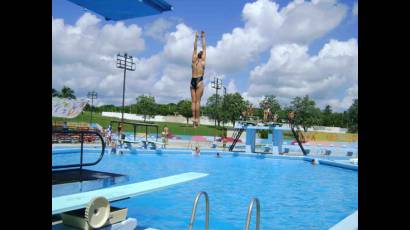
[67, 0, 173, 21]
[52, 172, 208, 214]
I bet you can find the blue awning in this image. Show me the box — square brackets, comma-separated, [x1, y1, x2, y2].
[67, 0, 173, 21]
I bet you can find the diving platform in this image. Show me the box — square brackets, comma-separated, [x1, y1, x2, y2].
[52, 169, 126, 185]
[231, 122, 290, 154]
[52, 172, 208, 215]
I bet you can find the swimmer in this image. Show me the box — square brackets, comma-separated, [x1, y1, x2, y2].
[216, 152, 221, 158]
[192, 146, 201, 156]
[191, 31, 206, 128]
[311, 158, 319, 165]
[110, 141, 117, 154]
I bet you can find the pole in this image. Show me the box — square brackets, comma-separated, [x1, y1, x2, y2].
[215, 84, 218, 127]
[211, 76, 223, 140]
[90, 96, 94, 125]
[87, 91, 97, 126]
[117, 52, 135, 136]
[223, 86, 226, 129]
[121, 53, 127, 125]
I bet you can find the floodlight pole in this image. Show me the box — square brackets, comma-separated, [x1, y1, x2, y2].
[211, 76, 222, 128]
[87, 91, 98, 125]
[223, 86, 227, 129]
[116, 53, 136, 131]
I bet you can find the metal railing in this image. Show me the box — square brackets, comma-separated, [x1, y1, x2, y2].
[244, 198, 260, 230]
[188, 191, 209, 230]
[110, 120, 159, 141]
[52, 130, 106, 170]
[229, 127, 245, 151]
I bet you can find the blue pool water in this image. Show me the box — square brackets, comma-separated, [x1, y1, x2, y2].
[52, 152, 357, 229]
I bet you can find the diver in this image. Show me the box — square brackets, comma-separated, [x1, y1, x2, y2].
[191, 31, 206, 128]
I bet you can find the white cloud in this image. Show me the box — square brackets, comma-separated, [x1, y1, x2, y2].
[162, 23, 196, 66]
[206, 0, 348, 73]
[52, 0, 355, 109]
[52, 13, 144, 66]
[353, 2, 358, 16]
[227, 80, 238, 94]
[144, 18, 176, 42]
[319, 84, 357, 110]
[151, 0, 349, 103]
[52, 13, 156, 105]
[247, 38, 358, 111]
[241, 92, 264, 107]
[152, 63, 192, 103]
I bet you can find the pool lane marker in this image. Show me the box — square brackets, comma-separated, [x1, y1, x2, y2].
[52, 172, 208, 215]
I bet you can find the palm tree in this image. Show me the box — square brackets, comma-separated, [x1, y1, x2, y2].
[60, 86, 76, 99]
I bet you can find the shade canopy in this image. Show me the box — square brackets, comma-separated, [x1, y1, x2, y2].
[52, 97, 89, 118]
[67, 0, 173, 21]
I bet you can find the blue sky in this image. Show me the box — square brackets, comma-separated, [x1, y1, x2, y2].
[52, 0, 358, 111]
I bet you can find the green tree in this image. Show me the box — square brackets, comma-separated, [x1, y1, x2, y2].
[52, 88, 60, 97]
[167, 103, 178, 115]
[332, 112, 344, 128]
[253, 107, 263, 120]
[222, 93, 247, 126]
[290, 95, 321, 131]
[347, 99, 358, 133]
[136, 95, 156, 122]
[321, 105, 333, 126]
[60, 86, 76, 99]
[177, 100, 192, 124]
[206, 94, 223, 126]
[156, 103, 178, 116]
[259, 95, 282, 115]
[95, 104, 117, 113]
[156, 104, 168, 116]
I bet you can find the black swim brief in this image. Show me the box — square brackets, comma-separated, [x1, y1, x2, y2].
[190, 76, 204, 89]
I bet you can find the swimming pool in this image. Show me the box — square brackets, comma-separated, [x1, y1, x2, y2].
[52, 151, 357, 229]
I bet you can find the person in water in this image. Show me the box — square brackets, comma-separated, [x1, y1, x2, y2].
[193, 146, 201, 156]
[191, 31, 206, 128]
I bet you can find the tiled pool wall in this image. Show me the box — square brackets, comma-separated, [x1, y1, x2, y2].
[52, 147, 358, 171]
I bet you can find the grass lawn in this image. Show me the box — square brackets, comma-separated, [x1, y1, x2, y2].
[52, 111, 225, 136]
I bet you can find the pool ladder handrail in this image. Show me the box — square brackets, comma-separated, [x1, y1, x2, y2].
[244, 197, 260, 230]
[188, 191, 209, 230]
[52, 130, 106, 170]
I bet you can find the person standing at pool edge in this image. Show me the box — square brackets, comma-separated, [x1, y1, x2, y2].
[191, 31, 206, 128]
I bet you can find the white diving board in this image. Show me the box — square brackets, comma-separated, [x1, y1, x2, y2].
[123, 139, 144, 144]
[52, 172, 208, 215]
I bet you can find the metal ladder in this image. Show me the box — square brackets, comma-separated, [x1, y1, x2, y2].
[52, 130, 106, 170]
[188, 192, 260, 230]
[244, 198, 260, 230]
[188, 191, 209, 230]
[229, 127, 245, 151]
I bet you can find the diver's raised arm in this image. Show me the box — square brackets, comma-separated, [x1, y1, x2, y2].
[201, 31, 206, 61]
[193, 32, 198, 62]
